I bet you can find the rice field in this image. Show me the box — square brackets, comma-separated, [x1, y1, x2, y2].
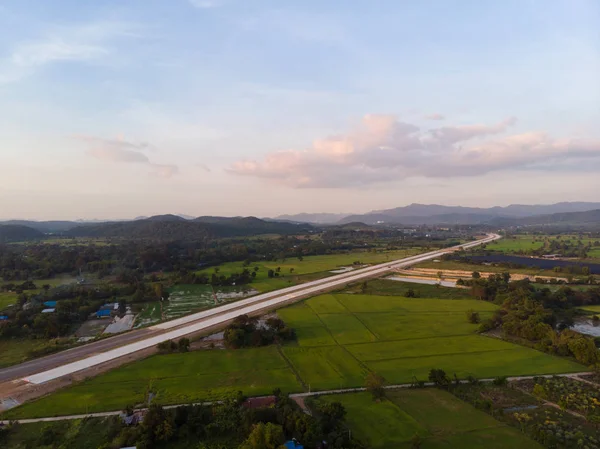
[315, 390, 540, 448]
[4, 289, 584, 419]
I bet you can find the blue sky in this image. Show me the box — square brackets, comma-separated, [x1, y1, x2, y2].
[0, 0, 599, 219]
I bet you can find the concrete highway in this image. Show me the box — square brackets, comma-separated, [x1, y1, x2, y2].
[0, 233, 499, 385]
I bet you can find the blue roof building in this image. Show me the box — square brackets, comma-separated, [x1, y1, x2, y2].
[284, 441, 304, 449]
[43, 301, 57, 308]
[96, 309, 112, 318]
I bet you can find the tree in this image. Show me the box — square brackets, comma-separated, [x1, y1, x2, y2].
[118, 299, 127, 316]
[239, 422, 285, 449]
[437, 271, 443, 280]
[254, 266, 259, 272]
[268, 269, 275, 279]
[178, 337, 190, 352]
[428, 369, 449, 388]
[471, 271, 481, 279]
[365, 372, 386, 399]
[360, 281, 368, 294]
[466, 309, 480, 324]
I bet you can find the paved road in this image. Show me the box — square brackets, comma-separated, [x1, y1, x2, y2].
[1, 371, 591, 424]
[0, 328, 156, 383]
[0, 234, 499, 385]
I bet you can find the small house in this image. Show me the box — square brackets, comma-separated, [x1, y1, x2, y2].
[43, 301, 57, 308]
[96, 309, 112, 318]
[284, 440, 304, 449]
[41, 308, 56, 314]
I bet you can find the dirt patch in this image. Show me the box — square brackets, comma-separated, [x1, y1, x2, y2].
[75, 319, 109, 338]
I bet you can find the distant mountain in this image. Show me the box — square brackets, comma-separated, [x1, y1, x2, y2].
[145, 214, 188, 222]
[493, 209, 600, 227]
[336, 202, 600, 225]
[0, 220, 82, 233]
[66, 215, 313, 240]
[273, 213, 349, 224]
[0, 225, 44, 242]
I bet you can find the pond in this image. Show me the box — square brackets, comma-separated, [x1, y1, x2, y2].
[466, 254, 600, 274]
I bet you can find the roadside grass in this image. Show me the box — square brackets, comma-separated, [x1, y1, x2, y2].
[316, 389, 539, 449]
[0, 339, 51, 368]
[4, 292, 584, 419]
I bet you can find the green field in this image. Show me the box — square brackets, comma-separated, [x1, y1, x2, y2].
[198, 249, 421, 293]
[6, 346, 303, 418]
[580, 305, 600, 314]
[0, 291, 18, 311]
[5, 291, 583, 419]
[485, 236, 545, 253]
[0, 339, 54, 368]
[415, 259, 547, 276]
[316, 390, 540, 448]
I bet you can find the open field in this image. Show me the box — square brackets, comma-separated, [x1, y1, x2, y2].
[316, 390, 540, 449]
[580, 305, 600, 314]
[486, 234, 600, 254]
[0, 340, 51, 369]
[4, 286, 583, 418]
[5, 346, 302, 418]
[0, 291, 18, 311]
[346, 278, 471, 299]
[414, 259, 547, 276]
[198, 249, 422, 293]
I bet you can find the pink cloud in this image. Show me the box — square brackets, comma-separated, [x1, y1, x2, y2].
[424, 113, 445, 120]
[229, 115, 600, 188]
[80, 135, 178, 178]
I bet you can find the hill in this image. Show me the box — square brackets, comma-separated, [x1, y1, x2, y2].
[0, 220, 82, 233]
[0, 225, 45, 242]
[494, 209, 600, 227]
[66, 216, 313, 240]
[335, 202, 600, 225]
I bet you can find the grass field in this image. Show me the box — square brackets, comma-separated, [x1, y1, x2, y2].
[0, 339, 52, 368]
[0, 291, 18, 311]
[198, 249, 421, 293]
[415, 259, 547, 276]
[580, 305, 600, 314]
[316, 389, 540, 449]
[4, 289, 583, 419]
[6, 346, 302, 418]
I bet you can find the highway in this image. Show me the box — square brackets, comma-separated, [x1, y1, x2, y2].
[2, 233, 499, 385]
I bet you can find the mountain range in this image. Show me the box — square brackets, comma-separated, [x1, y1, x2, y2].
[275, 202, 600, 225]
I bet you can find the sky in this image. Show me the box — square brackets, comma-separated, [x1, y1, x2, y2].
[0, 0, 599, 220]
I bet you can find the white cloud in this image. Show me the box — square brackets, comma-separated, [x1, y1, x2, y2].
[0, 21, 140, 84]
[81, 136, 179, 178]
[229, 114, 600, 188]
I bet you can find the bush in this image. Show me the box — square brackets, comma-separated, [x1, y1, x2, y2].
[492, 376, 508, 386]
[466, 309, 480, 324]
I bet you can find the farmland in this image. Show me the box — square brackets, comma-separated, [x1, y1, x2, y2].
[316, 390, 540, 448]
[4, 286, 584, 419]
[197, 248, 421, 293]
